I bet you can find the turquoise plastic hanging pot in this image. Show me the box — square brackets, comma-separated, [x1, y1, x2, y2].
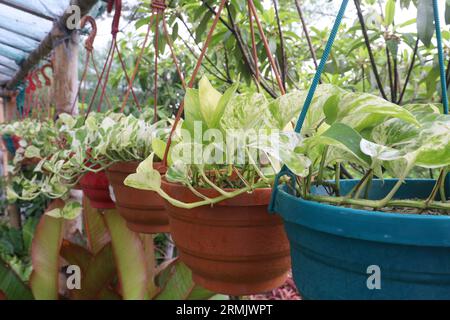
[269, 0, 450, 299]
[272, 179, 450, 299]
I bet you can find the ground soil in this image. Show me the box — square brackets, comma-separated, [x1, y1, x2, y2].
[249, 272, 301, 300]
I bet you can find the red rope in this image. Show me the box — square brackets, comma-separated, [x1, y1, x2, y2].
[120, 12, 154, 113]
[151, 0, 166, 11]
[97, 41, 116, 112]
[84, 39, 114, 119]
[153, 10, 161, 124]
[71, 16, 97, 115]
[89, 54, 113, 110]
[114, 41, 142, 112]
[248, 0, 259, 84]
[40, 63, 53, 119]
[40, 63, 53, 86]
[84, 0, 122, 119]
[248, 0, 285, 95]
[162, 18, 186, 89]
[97, 0, 122, 112]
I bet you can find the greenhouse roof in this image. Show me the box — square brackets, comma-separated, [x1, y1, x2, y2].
[0, 0, 104, 90]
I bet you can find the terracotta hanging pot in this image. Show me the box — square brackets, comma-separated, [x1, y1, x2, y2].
[106, 161, 170, 234]
[161, 179, 291, 296]
[21, 157, 41, 167]
[79, 170, 115, 209]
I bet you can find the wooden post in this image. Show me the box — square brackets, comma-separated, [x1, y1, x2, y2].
[4, 95, 16, 122]
[53, 27, 79, 116]
[52, 23, 83, 238]
[0, 97, 4, 123]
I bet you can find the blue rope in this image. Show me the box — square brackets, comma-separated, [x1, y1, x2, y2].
[269, 0, 349, 212]
[433, 0, 449, 115]
[16, 87, 25, 117]
[294, 0, 349, 133]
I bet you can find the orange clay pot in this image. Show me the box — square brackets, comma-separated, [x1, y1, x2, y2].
[161, 179, 291, 296]
[106, 161, 169, 234]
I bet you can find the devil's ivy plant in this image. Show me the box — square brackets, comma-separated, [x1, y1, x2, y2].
[125, 80, 448, 213]
[124, 76, 310, 208]
[291, 85, 449, 212]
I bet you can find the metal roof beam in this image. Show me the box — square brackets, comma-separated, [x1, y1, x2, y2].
[5, 0, 99, 89]
[0, 62, 17, 72]
[0, 69, 14, 77]
[0, 0, 54, 21]
[0, 70, 12, 77]
[0, 25, 42, 43]
[0, 39, 32, 53]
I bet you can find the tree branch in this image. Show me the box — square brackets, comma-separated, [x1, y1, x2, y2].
[385, 46, 394, 102]
[294, 0, 318, 69]
[178, 35, 230, 84]
[398, 38, 419, 104]
[225, 3, 278, 97]
[354, 0, 388, 100]
[176, 13, 230, 82]
[273, 0, 287, 90]
[200, 0, 278, 97]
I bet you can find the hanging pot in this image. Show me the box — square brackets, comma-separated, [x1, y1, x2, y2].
[79, 170, 115, 209]
[161, 179, 291, 296]
[21, 157, 40, 167]
[106, 161, 169, 234]
[2, 134, 21, 155]
[271, 178, 450, 300]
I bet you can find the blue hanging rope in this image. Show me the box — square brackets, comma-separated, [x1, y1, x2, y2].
[294, 0, 349, 133]
[16, 86, 25, 117]
[269, 0, 349, 212]
[433, 0, 449, 115]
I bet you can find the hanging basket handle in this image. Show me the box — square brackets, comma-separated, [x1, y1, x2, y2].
[71, 16, 98, 115]
[152, 0, 166, 11]
[40, 63, 53, 86]
[26, 74, 36, 93]
[80, 16, 98, 52]
[33, 70, 42, 89]
[108, 0, 122, 38]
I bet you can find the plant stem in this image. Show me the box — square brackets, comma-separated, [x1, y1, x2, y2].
[439, 168, 448, 203]
[202, 0, 278, 97]
[386, 46, 395, 102]
[308, 194, 450, 211]
[316, 146, 328, 185]
[397, 38, 419, 104]
[340, 163, 353, 179]
[346, 169, 372, 199]
[364, 171, 373, 200]
[393, 54, 398, 103]
[425, 168, 445, 207]
[199, 167, 233, 197]
[176, 13, 230, 83]
[273, 0, 287, 90]
[187, 181, 212, 201]
[335, 162, 340, 196]
[353, 0, 387, 100]
[158, 181, 268, 209]
[353, 173, 370, 200]
[294, 0, 318, 70]
[361, 65, 365, 92]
